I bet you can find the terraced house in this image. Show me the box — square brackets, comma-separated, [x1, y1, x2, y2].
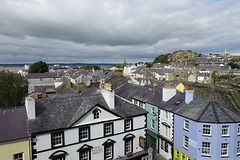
[174, 96, 240, 160]
[26, 87, 148, 160]
[114, 83, 186, 160]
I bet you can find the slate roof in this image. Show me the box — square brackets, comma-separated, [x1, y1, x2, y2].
[28, 87, 147, 134]
[114, 83, 185, 112]
[175, 96, 240, 123]
[0, 107, 28, 143]
[28, 73, 64, 79]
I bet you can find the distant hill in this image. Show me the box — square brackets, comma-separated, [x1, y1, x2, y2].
[153, 50, 201, 64]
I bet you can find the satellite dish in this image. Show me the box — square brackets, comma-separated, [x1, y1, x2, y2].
[85, 79, 91, 86]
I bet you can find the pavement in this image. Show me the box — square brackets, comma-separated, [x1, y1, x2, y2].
[153, 151, 169, 160]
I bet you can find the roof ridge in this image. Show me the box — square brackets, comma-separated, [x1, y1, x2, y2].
[211, 101, 219, 123]
[197, 101, 211, 121]
[215, 102, 236, 122]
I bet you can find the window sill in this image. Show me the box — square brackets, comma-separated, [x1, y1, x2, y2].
[202, 134, 212, 137]
[201, 154, 211, 157]
[222, 135, 230, 137]
[183, 146, 188, 150]
[183, 128, 189, 132]
[221, 156, 229, 158]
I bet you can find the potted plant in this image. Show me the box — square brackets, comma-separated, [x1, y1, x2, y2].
[127, 152, 132, 157]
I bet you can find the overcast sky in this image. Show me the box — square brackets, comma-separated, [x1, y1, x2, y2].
[0, 0, 239, 64]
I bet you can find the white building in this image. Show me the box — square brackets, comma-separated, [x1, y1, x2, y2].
[26, 88, 148, 160]
[27, 73, 63, 94]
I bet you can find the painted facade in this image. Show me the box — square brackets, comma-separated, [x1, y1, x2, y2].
[174, 98, 240, 160]
[28, 88, 148, 160]
[0, 138, 31, 160]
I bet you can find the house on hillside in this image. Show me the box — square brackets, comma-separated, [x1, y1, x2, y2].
[26, 88, 148, 160]
[0, 107, 31, 160]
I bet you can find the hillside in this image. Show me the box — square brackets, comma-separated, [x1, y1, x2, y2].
[168, 50, 200, 62]
[153, 50, 200, 64]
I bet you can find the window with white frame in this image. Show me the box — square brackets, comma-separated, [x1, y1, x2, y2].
[183, 135, 189, 149]
[184, 120, 189, 130]
[79, 150, 90, 160]
[51, 131, 64, 148]
[125, 119, 132, 131]
[104, 144, 113, 160]
[151, 119, 155, 129]
[93, 109, 100, 119]
[139, 102, 143, 108]
[182, 153, 185, 160]
[151, 107, 155, 115]
[104, 123, 113, 136]
[221, 143, 229, 157]
[222, 126, 229, 136]
[238, 124, 240, 135]
[237, 141, 240, 155]
[202, 142, 211, 156]
[165, 111, 169, 120]
[79, 127, 90, 141]
[202, 125, 211, 136]
[13, 153, 23, 160]
[125, 139, 133, 155]
[162, 125, 170, 138]
[134, 99, 138, 106]
[176, 150, 179, 159]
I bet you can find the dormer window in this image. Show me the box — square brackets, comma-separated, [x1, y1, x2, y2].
[92, 108, 101, 119]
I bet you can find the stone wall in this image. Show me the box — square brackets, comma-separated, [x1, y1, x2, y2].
[183, 82, 240, 112]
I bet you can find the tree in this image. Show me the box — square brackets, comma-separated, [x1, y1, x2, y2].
[228, 62, 240, 69]
[80, 65, 101, 70]
[145, 62, 153, 68]
[153, 53, 171, 64]
[28, 61, 48, 73]
[0, 72, 28, 108]
[93, 65, 101, 70]
[211, 71, 217, 85]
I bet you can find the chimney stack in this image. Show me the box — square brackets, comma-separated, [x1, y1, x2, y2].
[152, 81, 159, 95]
[162, 83, 176, 102]
[185, 88, 194, 104]
[25, 96, 36, 119]
[101, 89, 115, 109]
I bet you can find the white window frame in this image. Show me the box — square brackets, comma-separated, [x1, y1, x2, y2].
[184, 120, 189, 131]
[104, 123, 113, 136]
[151, 119, 155, 129]
[238, 124, 240, 135]
[13, 153, 24, 160]
[181, 153, 185, 160]
[202, 142, 211, 156]
[183, 135, 189, 149]
[125, 139, 132, 154]
[79, 127, 89, 141]
[151, 107, 155, 115]
[105, 144, 113, 159]
[222, 126, 229, 136]
[202, 125, 211, 136]
[221, 143, 229, 157]
[237, 141, 240, 155]
[52, 132, 64, 147]
[125, 119, 132, 131]
[93, 110, 100, 119]
[79, 150, 89, 160]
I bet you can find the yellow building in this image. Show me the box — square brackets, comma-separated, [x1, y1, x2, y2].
[0, 107, 31, 160]
[0, 138, 31, 160]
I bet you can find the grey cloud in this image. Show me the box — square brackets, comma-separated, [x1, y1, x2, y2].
[0, 0, 240, 63]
